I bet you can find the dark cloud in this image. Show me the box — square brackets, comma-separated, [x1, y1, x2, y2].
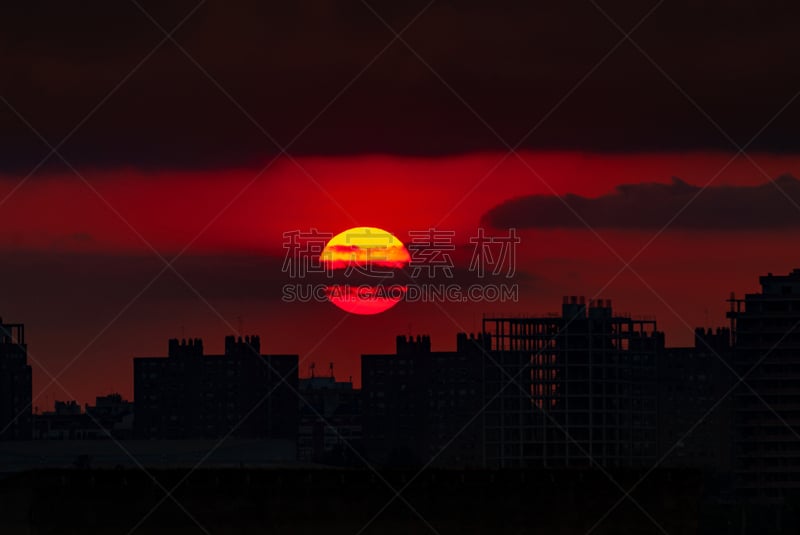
[483, 175, 800, 230]
[2, 0, 800, 171]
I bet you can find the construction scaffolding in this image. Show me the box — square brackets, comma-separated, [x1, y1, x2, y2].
[482, 296, 661, 468]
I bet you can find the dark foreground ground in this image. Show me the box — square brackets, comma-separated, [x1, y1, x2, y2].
[0, 468, 791, 534]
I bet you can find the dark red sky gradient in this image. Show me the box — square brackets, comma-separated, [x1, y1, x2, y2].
[4, 1, 800, 409]
[2, 151, 800, 406]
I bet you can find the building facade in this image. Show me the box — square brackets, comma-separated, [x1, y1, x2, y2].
[133, 335, 298, 440]
[728, 269, 800, 501]
[658, 328, 734, 471]
[361, 333, 485, 467]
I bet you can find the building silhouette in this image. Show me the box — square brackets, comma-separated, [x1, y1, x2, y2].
[35, 400, 89, 440]
[0, 318, 32, 440]
[133, 335, 298, 440]
[86, 393, 134, 439]
[34, 394, 135, 441]
[481, 297, 661, 468]
[728, 269, 800, 501]
[359, 300, 741, 471]
[297, 371, 362, 464]
[10, 267, 800, 511]
[361, 333, 486, 467]
[87, 393, 133, 421]
[362, 298, 678, 470]
[658, 327, 734, 471]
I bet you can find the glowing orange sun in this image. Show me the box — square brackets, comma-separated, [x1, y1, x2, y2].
[320, 227, 410, 315]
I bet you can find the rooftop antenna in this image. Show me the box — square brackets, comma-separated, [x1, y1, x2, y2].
[329, 361, 334, 380]
[309, 362, 315, 379]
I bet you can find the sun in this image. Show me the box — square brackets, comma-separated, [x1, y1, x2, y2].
[320, 227, 410, 315]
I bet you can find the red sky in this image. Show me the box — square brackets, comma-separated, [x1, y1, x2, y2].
[2, 150, 800, 407]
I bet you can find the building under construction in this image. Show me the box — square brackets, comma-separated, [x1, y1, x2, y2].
[481, 297, 662, 468]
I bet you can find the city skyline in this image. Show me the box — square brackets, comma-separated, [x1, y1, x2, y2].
[0, 266, 777, 410]
[3, 2, 800, 532]
[2, 2, 800, 408]
[5, 275, 765, 408]
[3, 232, 799, 531]
[3, 158, 800, 405]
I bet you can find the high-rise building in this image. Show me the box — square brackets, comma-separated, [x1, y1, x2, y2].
[658, 328, 734, 471]
[482, 297, 662, 468]
[0, 318, 32, 440]
[133, 335, 298, 440]
[728, 269, 800, 501]
[361, 333, 486, 467]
